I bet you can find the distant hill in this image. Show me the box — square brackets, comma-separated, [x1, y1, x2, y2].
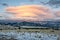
[0, 20, 60, 29]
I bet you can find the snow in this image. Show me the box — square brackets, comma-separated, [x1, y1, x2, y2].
[0, 32, 59, 40]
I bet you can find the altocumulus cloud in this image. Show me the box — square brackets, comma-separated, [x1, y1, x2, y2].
[5, 5, 57, 21]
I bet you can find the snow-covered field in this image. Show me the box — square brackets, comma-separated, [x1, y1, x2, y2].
[0, 32, 59, 40]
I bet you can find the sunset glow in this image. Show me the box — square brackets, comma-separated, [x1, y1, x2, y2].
[0, 0, 60, 21]
[6, 5, 55, 21]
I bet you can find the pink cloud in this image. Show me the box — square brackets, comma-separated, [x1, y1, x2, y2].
[5, 5, 54, 21]
[55, 11, 60, 17]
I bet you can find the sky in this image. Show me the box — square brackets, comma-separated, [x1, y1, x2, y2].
[0, 0, 60, 21]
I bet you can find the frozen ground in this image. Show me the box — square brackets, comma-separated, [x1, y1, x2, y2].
[0, 32, 59, 40]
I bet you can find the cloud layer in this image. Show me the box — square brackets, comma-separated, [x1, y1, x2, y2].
[5, 5, 60, 21]
[55, 11, 60, 17]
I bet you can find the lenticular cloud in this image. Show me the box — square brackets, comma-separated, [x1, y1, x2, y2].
[6, 5, 55, 21]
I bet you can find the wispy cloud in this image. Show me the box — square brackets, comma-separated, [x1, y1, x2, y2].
[0, 14, 6, 19]
[55, 11, 60, 17]
[5, 5, 58, 21]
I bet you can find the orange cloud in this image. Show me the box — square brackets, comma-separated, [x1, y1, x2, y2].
[5, 5, 54, 21]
